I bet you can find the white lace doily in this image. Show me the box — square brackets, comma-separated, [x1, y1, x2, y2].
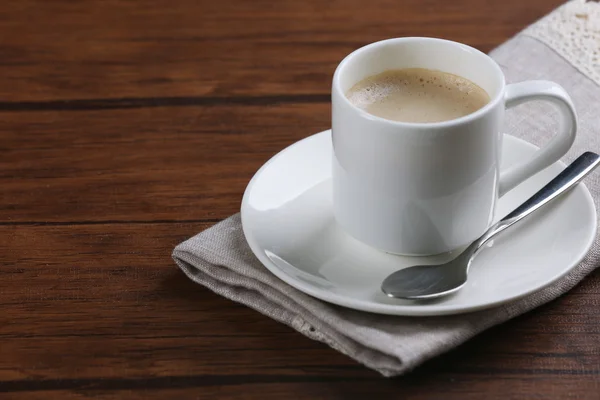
[523, 0, 600, 86]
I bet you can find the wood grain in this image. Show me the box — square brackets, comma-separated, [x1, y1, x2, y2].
[0, 105, 329, 223]
[3, 0, 598, 398]
[0, 0, 562, 102]
[1, 224, 599, 397]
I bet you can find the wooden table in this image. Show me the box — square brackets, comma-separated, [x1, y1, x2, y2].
[2, 0, 599, 398]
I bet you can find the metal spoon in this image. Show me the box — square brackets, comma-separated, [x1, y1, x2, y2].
[381, 152, 600, 300]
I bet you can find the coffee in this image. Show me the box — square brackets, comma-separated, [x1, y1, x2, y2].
[345, 68, 490, 123]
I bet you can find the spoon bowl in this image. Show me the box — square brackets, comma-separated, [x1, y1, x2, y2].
[382, 248, 471, 299]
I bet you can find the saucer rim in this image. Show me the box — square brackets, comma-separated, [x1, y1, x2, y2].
[241, 130, 598, 316]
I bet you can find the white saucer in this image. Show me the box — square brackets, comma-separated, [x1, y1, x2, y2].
[241, 130, 597, 316]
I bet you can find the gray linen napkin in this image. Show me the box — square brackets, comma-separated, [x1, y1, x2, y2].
[173, 0, 600, 377]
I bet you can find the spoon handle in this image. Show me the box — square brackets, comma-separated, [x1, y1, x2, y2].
[474, 152, 600, 251]
[502, 152, 600, 223]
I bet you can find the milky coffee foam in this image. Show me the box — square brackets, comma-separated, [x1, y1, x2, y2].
[346, 68, 490, 123]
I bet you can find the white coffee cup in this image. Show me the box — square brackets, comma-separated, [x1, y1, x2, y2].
[332, 37, 577, 256]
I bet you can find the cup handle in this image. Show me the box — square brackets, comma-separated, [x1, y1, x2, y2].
[499, 81, 577, 197]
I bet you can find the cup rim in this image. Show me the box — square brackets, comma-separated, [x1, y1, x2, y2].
[332, 37, 506, 128]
